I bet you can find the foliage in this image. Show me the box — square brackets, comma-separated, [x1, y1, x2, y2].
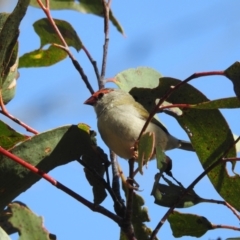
[0, 1, 240, 240]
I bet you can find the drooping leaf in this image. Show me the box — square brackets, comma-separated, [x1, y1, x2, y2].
[224, 61, 240, 100]
[0, 120, 28, 149]
[168, 211, 213, 238]
[152, 183, 202, 208]
[82, 143, 108, 204]
[155, 145, 166, 172]
[29, 0, 124, 35]
[33, 18, 82, 51]
[138, 132, 155, 174]
[0, 0, 29, 86]
[7, 203, 51, 240]
[19, 45, 67, 68]
[0, 124, 107, 210]
[114, 67, 240, 211]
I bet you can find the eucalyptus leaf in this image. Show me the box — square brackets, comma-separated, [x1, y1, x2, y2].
[188, 97, 240, 109]
[0, 124, 107, 210]
[114, 67, 240, 211]
[152, 183, 201, 208]
[138, 132, 155, 174]
[224, 61, 240, 100]
[29, 0, 124, 35]
[168, 211, 213, 238]
[8, 203, 51, 240]
[0, 0, 29, 86]
[19, 45, 67, 68]
[0, 120, 27, 149]
[33, 18, 82, 51]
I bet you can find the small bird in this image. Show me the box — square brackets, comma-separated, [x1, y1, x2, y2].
[84, 88, 194, 160]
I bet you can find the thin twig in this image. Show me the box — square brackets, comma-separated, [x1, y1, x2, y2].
[37, 0, 94, 94]
[138, 71, 225, 141]
[110, 150, 126, 217]
[150, 136, 240, 240]
[211, 224, 240, 231]
[121, 158, 136, 239]
[82, 45, 101, 83]
[0, 93, 38, 134]
[0, 146, 121, 224]
[222, 157, 240, 162]
[200, 198, 240, 221]
[99, 0, 110, 89]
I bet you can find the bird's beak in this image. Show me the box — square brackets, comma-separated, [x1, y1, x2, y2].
[84, 96, 96, 106]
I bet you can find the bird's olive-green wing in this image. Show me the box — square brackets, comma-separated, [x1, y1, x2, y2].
[132, 101, 169, 134]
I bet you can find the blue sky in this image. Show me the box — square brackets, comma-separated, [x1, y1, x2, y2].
[1, 1, 240, 239]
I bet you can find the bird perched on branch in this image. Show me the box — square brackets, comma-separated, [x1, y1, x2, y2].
[84, 88, 194, 160]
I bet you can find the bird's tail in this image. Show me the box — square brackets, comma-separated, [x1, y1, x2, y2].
[178, 140, 194, 151]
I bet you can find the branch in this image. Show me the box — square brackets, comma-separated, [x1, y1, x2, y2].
[82, 45, 101, 83]
[110, 150, 126, 217]
[99, 0, 111, 89]
[0, 146, 121, 224]
[222, 157, 240, 162]
[137, 70, 225, 141]
[121, 158, 136, 240]
[201, 198, 240, 221]
[150, 136, 240, 240]
[37, 0, 94, 94]
[211, 224, 240, 231]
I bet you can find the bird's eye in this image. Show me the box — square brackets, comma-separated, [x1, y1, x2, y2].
[97, 92, 104, 99]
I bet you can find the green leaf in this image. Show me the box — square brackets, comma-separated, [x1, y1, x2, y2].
[0, 0, 29, 86]
[8, 203, 50, 240]
[29, 0, 124, 35]
[77, 124, 107, 205]
[19, 45, 67, 68]
[114, 67, 240, 211]
[33, 18, 82, 51]
[150, 77, 238, 210]
[138, 132, 155, 174]
[152, 183, 202, 208]
[189, 97, 240, 109]
[0, 124, 107, 210]
[114, 67, 162, 92]
[224, 61, 240, 99]
[0, 120, 28, 149]
[0, 13, 19, 104]
[155, 145, 166, 172]
[1, 42, 19, 104]
[168, 211, 213, 238]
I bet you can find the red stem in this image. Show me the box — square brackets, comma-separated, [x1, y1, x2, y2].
[0, 146, 121, 223]
[138, 71, 225, 140]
